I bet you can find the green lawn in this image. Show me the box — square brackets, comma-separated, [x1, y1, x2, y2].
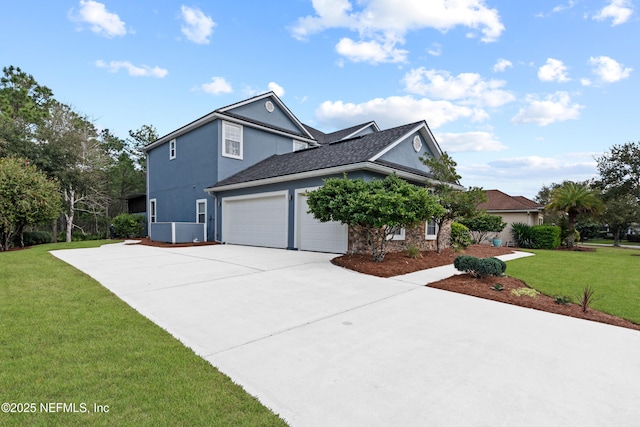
[0, 241, 286, 427]
[583, 238, 640, 246]
[507, 246, 640, 324]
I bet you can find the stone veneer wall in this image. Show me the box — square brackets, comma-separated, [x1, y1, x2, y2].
[347, 220, 452, 254]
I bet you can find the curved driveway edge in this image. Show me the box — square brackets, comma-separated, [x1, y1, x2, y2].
[51, 243, 640, 427]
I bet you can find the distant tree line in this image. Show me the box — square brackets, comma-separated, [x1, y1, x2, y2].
[0, 65, 157, 248]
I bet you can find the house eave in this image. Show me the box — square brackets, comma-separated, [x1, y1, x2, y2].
[205, 162, 461, 193]
[144, 112, 317, 153]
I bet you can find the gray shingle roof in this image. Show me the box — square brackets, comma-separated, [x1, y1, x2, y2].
[211, 121, 424, 189]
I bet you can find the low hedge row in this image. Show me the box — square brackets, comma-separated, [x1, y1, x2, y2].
[453, 255, 506, 278]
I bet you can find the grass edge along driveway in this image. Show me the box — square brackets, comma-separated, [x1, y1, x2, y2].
[507, 246, 640, 325]
[0, 241, 287, 427]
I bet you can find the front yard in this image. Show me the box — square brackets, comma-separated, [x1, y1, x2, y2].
[0, 241, 286, 426]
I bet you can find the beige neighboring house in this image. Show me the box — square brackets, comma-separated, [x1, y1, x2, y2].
[477, 190, 544, 245]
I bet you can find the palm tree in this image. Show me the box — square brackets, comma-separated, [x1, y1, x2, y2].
[546, 182, 604, 248]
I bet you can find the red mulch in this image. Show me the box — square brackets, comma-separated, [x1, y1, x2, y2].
[128, 237, 218, 248]
[333, 244, 640, 332]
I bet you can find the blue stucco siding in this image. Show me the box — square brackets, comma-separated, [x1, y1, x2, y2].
[378, 131, 434, 173]
[217, 123, 298, 181]
[146, 121, 218, 241]
[229, 98, 305, 135]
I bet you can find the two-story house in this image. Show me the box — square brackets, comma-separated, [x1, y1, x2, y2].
[144, 92, 461, 253]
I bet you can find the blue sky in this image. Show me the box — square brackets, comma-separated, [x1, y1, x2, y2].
[1, 1, 637, 198]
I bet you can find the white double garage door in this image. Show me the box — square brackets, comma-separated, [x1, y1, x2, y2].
[221, 189, 348, 253]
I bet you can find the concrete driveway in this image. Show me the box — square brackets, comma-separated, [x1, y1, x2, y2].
[52, 243, 640, 427]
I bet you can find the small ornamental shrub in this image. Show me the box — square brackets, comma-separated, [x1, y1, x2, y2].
[576, 286, 603, 313]
[491, 283, 504, 291]
[511, 288, 539, 298]
[450, 222, 472, 251]
[454, 255, 506, 278]
[407, 244, 421, 259]
[112, 213, 144, 238]
[511, 222, 536, 248]
[554, 296, 571, 305]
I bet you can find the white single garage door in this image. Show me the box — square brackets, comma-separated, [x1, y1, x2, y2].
[296, 190, 348, 253]
[222, 191, 288, 248]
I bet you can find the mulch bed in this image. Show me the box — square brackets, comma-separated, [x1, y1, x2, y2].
[333, 244, 640, 332]
[332, 245, 515, 277]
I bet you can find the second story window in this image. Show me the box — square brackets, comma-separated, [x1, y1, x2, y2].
[222, 122, 243, 159]
[169, 139, 176, 159]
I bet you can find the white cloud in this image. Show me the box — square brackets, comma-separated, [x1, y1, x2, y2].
[436, 131, 507, 153]
[580, 78, 593, 86]
[335, 37, 408, 63]
[427, 43, 442, 57]
[69, 0, 127, 37]
[511, 91, 583, 126]
[588, 56, 632, 82]
[315, 95, 487, 130]
[200, 76, 233, 95]
[552, 0, 577, 14]
[268, 82, 285, 97]
[95, 60, 168, 78]
[291, 0, 504, 64]
[493, 58, 512, 72]
[592, 0, 634, 26]
[538, 58, 570, 82]
[403, 68, 515, 108]
[180, 5, 215, 44]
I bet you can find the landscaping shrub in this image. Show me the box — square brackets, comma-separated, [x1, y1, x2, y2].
[12, 230, 52, 247]
[454, 255, 506, 278]
[112, 213, 144, 238]
[407, 244, 421, 258]
[511, 222, 536, 248]
[450, 222, 472, 250]
[460, 214, 507, 244]
[627, 234, 640, 242]
[531, 225, 561, 249]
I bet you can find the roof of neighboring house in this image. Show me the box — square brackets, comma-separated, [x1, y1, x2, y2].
[303, 121, 380, 144]
[478, 190, 543, 212]
[208, 121, 442, 191]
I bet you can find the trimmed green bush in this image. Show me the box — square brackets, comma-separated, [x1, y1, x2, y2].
[454, 255, 506, 278]
[627, 234, 640, 242]
[450, 222, 472, 250]
[112, 213, 144, 238]
[531, 225, 561, 249]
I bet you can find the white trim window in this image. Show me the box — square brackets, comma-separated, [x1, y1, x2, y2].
[149, 199, 157, 223]
[222, 122, 243, 159]
[169, 139, 176, 160]
[389, 226, 405, 240]
[196, 199, 206, 224]
[425, 219, 438, 240]
[293, 140, 308, 152]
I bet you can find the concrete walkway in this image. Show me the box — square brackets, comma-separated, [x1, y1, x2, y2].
[51, 243, 640, 427]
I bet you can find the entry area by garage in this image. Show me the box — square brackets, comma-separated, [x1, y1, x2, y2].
[220, 189, 348, 253]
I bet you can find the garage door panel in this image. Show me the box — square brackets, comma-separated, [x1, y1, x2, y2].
[297, 194, 348, 253]
[222, 194, 288, 249]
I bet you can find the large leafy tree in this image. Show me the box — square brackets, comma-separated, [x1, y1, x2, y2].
[0, 66, 53, 159]
[546, 181, 604, 248]
[598, 192, 640, 246]
[127, 124, 158, 172]
[596, 142, 640, 198]
[0, 157, 61, 250]
[306, 174, 444, 262]
[421, 152, 486, 253]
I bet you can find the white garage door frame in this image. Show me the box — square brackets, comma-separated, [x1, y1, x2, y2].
[221, 190, 289, 249]
[295, 187, 348, 253]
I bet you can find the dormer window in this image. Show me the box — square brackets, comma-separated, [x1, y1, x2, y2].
[293, 140, 308, 152]
[222, 122, 243, 159]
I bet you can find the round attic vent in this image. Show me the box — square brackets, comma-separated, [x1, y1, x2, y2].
[412, 135, 422, 152]
[265, 101, 275, 112]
